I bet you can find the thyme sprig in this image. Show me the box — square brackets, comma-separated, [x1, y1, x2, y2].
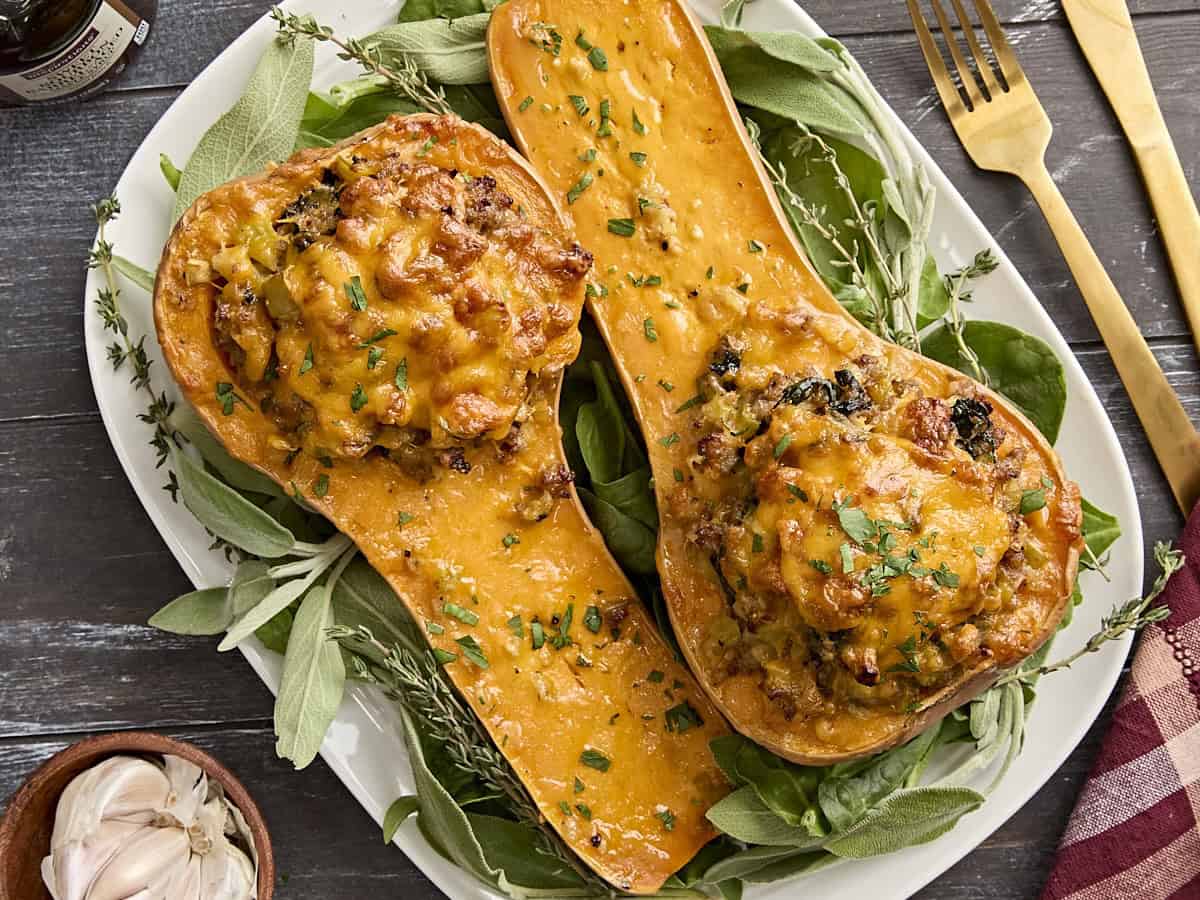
[89, 197, 183, 482]
[1002, 541, 1184, 686]
[942, 249, 1000, 384]
[269, 8, 453, 116]
[330, 625, 608, 892]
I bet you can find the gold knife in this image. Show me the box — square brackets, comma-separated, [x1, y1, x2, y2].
[1062, 0, 1200, 357]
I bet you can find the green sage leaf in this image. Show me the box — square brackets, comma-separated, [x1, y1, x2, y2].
[332, 558, 424, 657]
[173, 35, 315, 221]
[275, 582, 346, 768]
[822, 786, 984, 858]
[148, 587, 231, 635]
[466, 814, 589, 890]
[172, 448, 295, 558]
[1081, 497, 1121, 564]
[705, 786, 827, 848]
[112, 255, 156, 293]
[365, 13, 491, 85]
[817, 725, 941, 832]
[383, 795, 420, 842]
[171, 405, 284, 498]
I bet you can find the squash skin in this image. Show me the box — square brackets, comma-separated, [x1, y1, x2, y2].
[488, 3, 1083, 764]
[152, 114, 731, 894]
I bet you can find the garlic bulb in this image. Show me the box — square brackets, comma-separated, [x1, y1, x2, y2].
[42, 754, 258, 900]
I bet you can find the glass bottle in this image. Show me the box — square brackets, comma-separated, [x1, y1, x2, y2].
[0, 0, 156, 105]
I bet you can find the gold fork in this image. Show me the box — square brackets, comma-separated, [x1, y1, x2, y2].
[906, 0, 1200, 514]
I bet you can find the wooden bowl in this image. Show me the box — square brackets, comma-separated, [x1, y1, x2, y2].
[0, 731, 275, 900]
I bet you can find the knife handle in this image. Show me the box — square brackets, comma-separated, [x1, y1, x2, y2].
[1022, 162, 1200, 514]
[1134, 136, 1200, 359]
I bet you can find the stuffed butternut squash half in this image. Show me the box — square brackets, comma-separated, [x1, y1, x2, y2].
[153, 113, 730, 893]
[489, 1, 1083, 763]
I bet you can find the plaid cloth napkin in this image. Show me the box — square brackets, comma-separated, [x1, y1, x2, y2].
[1042, 507, 1200, 900]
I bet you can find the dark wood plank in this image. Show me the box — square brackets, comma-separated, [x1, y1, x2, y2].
[2, 16, 1199, 423]
[0, 726, 431, 898]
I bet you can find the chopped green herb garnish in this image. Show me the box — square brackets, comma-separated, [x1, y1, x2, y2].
[394, 358, 408, 391]
[659, 432, 680, 448]
[558, 800, 572, 816]
[973, 545, 986, 557]
[502, 532, 520, 548]
[834, 499, 879, 544]
[932, 563, 961, 589]
[809, 559, 833, 575]
[455, 635, 489, 668]
[397, 511, 414, 527]
[773, 433, 793, 459]
[531, 621, 546, 650]
[575, 29, 592, 50]
[507, 615, 524, 638]
[417, 135, 438, 157]
[552, 603, 574, 648]
[629, 151, 647, 166]
[426, 621, 445, 635]
[443, 603, 479, 626]
[665, 701, 703, 734]
[574, 777, 585, 793]
[705, 265, 715, 279]
[215, 381, 246, 416]
[632, 109, 647, 135]
[344, 276, 367, 311]
[657, 379, 674, 392]
[584, 605, 602, 633]
[575, 803, 593, 820]
[656, 809, 676, 831]
[433, 648, 457, 665]
[568, 94, 589, 116]
[585, 282, 608, 300]
[648, 670, 665, 683]
[587, 46, 608, 70]
[367, 346, 384, 369]
[676, 394, 704, 413]
[313, 473, 329, 498]
[349, 383, 368, 413]
[608, 217, 636, 237]
[567, 172, 594, 205]
[673, 467, 684, 483]
[736, 282, 749, 294]
[888, 635, 921, 673]
[840, 542, 854, 574]
[643, 317, 658, 342]
[580, 748, 611, 772]
[748, 239, 764, 252]
[518, 95, 534, 112]
[300, 343, 314, 374]
[752, 533, 764, 554]
[529, 22, 562, 55]
[787, 484, 809, 503]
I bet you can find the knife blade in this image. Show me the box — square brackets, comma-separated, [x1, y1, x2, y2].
[1062, 0, 1200, 357]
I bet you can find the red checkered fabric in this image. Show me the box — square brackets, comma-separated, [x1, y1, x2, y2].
[1042, 507, 1200, 900]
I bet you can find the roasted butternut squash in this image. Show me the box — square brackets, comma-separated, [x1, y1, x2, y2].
[489, 1, 1083, 764]
[153, 113, 730, 893]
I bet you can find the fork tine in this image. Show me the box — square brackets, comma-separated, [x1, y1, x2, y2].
[972, 0, 1023, 85]
[928, 0, 984, 107]
[905, 0, 966, 119]
[949, 0, 1002, 96]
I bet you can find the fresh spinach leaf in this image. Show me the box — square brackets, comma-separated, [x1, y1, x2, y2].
[577, 488, 657, 575]
[1081, 497, 1121, 565]
[296, 90, 422, 149]
[592, 467, 658, 532]
[255, 605, 294, 654]
[173, 35, 314, 220]
[332, 558, 425, 657]
[398, 0, 487, 22]
[466, 814, 589, 890]
[274, 582, 346, 768]
[922, 320, 1067, 443]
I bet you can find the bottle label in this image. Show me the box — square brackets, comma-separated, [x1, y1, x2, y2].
[0, 1, 148, 102]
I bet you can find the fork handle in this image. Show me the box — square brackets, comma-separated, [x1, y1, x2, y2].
[1021, 162, 1200, 514]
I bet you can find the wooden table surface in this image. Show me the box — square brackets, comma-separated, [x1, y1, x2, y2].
[1, 1, 1197, 897]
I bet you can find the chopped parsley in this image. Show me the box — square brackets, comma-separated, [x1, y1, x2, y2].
[809, 559, 833, 575]
[840, 542, 854, 574]
[558, 800, 572, 817]
[443, 603, 479, 626]
[359, 328, 397, 346]
[349, 384, 368, 413]
[574, 777, 585, 793]
[397, 511, 414, 527]
[585, 282, 608, 300]
[426, 621, 445, 635]
[659, 432, 680, 448]
[552, 603, 574, 649]
[833, 499, 879, 544]
[215, 381, 245, 416]
[417, 135, 438, 157]
[433, 648, 458, 665]
[584, 605, 603, 633]
[575, 803, 593, 820]
[313, 473, 329, 498]
[787, 484, 809, 503]
[932, 563, 961, 589]
[455, 635, 489, 668]
[773, 433, 793, 459]
[507, 615, 524, 638]
[676, 394, 704, 413]
[629, 151, 647, 166]
[568, 94, 589, 116]
[597, 98, 613, 136]
[367, 346, 384, 369]
[394, 358, 409, 391]
[587, 46, 608, 70]
[973, 545, 986, 557]
[643, 317, 658, 341]
[580, 748, 611, 772]
[648, 670, 665, 683]
[655, 809, 676, 831]
[580, 147, 597, 162]
[517, 95, 534, 112]
[608, 217, 636, 237]
[529, 22, 562, 55]
[888, 635, 921, 674]
[632, 109, 647, 135]
[531, 621, 546, 650]
[752, 533, 765, 554]
[673, 467, 684, 482]
[706, 265, 715, 279]
[502, 532, 520, 548]
[748, 239, 764, 252]
[299, 343, 314, 374]
[665, 701, 704, 734]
